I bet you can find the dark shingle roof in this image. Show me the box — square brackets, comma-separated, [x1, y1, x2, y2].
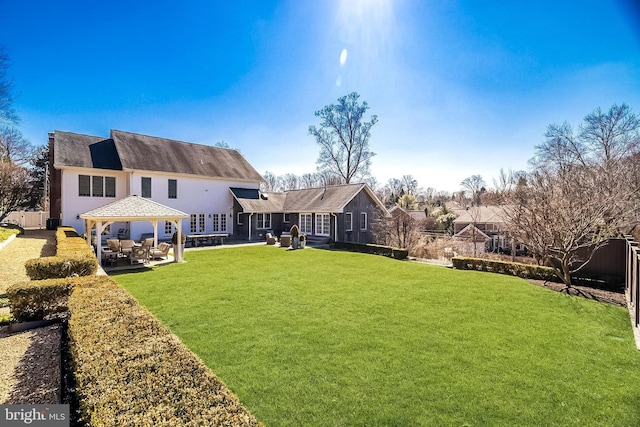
[111, 130, 263, 181]
[53, 129, 263, 182]
[231, 183, 388, 214]
[53, 131, 122, 170]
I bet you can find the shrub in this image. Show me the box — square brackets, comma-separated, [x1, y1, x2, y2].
[334, 241, 409, 260]
[0, 226, 21, 242]
[452, 256, 559, 282]
[68, 277, 260, 426]
[24, 227, 98, 280]
[6, 277, 82, 322]
[0, 222, 24, 235]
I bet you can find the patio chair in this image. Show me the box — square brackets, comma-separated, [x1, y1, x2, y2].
[280, 235, 291, 248]
[141, 237, 154, 250]
[266, 233, 277, 245]
[106, 239, 121, 254]
[130, 246, 149, 264]
[120, 239, 135, 257]
[150, 242, 171, 260]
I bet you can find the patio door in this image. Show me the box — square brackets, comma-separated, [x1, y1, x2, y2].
[211, 213, 228, 232]
[300, 213, 312, 235]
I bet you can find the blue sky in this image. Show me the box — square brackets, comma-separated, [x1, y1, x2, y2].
[2, 0, 639, 192]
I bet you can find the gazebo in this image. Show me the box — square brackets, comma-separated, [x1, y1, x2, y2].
[80, 195, 189, 264]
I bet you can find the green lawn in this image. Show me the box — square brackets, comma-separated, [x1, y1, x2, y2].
[113, 246, 640, 426]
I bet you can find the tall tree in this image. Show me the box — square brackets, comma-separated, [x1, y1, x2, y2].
[0, 45, 33, 221]
[0, 47, 18, 125]
[460, 174, 486, 206]
[309, 92, 377, 184]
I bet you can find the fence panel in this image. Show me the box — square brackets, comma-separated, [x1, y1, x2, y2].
[3, 211, 49, 229]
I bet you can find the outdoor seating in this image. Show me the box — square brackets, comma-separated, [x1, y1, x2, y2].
[266, 233, 277, 245]
[130, 246, 149, 264]
[120, 239, 135, 257]
[150, 242, 171, 260]
[280, 235, 291, 248]
[141, 237, 154, 250]
[107, 239, 121, 254]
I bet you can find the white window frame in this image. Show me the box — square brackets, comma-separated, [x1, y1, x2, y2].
[345, 212, 353, 232]
[79, 175, 91, 197]
[105, 176, 116, 198]
[168, 179, 177, 199]
[360, 212, 368, 231]
[212, 213, 228, 232]
[237, 212, 243, 225]
[300, 213, 312, 234]
[315, 213, 331, 236]
[142, 177, 152, 198]
[164, 221, 173, 235]
[257, 213, 271, 229]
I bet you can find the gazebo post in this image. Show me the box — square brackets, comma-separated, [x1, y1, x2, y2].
[152, 221, 159, 248]
[176, 219, 184, 262]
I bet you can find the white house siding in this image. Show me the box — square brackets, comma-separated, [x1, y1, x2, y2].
[126, 171, 258, 240]
[59, 167, 259, 240]
[59, 167, 127, 233]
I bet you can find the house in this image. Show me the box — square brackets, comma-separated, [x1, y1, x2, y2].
[49, 129, 387, 245]
[49, 129, 263, 240]
[230, 183, 388, 244]
[452, 205, 525, 254]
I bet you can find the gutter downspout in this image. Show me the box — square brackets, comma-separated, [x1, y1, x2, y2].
[248, 213, 253, 241]
[332, 213, 338, 243]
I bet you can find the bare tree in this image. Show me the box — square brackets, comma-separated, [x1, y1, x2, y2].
[504, 103, 640, 286]
[0, 126, 33, 164]
[0, 161, 30, 222]
[401, 174, 418, 195]
[460, 174, 486, 206]
[0, 47, 18, 125]
[261, 171, 279, 192]
[372, 209, 421, 251]
[280, 173, 300, 191]
[309, 92, 377, 184]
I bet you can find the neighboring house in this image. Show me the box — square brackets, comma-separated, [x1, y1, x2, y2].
[388, 206, 430, 230]
[453, 205, 525, 254]
[49, 129, 263, 240]
[231, 183, 388, 244]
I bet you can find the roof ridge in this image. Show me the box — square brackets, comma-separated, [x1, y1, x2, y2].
[111, 129, 235, 151]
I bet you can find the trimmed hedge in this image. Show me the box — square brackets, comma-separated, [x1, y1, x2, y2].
[334, 241, 409, 260]
[68, 276, 261, 426]
[6, 277, 81, 322]
[24, 227, 98, 279]
[451, 256, 560, 282]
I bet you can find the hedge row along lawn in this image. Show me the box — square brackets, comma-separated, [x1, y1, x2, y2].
[113, 246, 640, 426]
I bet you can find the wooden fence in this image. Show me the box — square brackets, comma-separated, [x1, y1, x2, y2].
[625, 235, 639, 329]
[2, 211, 49, 229]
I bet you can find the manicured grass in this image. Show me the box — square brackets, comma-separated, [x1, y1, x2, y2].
[113, 246, 640, 426]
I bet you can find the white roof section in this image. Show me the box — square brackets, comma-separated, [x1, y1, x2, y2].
[80, 196, 189, 222]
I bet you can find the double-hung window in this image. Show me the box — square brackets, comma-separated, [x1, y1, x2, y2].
[360, 212, 368, 230]
[345, 212, 353, 232]
[142, 177, 152, 198]
[79, 175, 91, 197]
[257, 213, 271, 229]
[168, 179, 177, 199]
[92, 176, 104, 197]
[105, 177, 116, 197]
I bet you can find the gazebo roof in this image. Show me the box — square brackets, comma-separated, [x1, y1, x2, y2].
[80, 195, 188, 222]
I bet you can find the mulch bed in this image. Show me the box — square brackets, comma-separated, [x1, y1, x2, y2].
[526, 279, 627, 307]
